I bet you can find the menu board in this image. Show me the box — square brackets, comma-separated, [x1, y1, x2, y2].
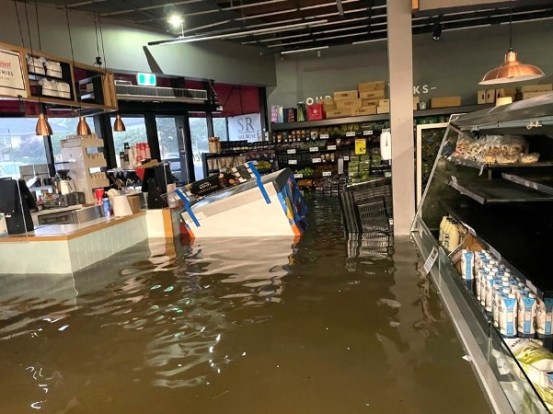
[0, 48, 27, 98]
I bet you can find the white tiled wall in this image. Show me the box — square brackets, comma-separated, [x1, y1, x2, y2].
[1, 214, 154, 274]
[68, 215, 148, 272]
[0, 240, 71, 274]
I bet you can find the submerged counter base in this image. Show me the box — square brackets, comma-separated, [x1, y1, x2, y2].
[0, 209, 175, 274]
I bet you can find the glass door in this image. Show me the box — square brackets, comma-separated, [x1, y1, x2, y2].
[189, 112, 209, 180]
[156, 116, 187, 184]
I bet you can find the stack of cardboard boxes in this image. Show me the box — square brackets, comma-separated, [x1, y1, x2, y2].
[324, 80, 389, 119]
[477, 84, 552, 105]
[477, 88, 516, 105]
[520, 84, 552, 100]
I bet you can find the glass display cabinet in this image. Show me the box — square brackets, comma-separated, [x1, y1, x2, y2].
[412, 93, 553, 413]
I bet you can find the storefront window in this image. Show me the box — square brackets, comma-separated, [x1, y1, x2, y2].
[189, 114, 208, 180]
[213, 116, 228, 141]
[111, 116, 148, 165]
[0, 118, 47, 179]
[50, 117, 96, 162]
[157, 116, 185, 183]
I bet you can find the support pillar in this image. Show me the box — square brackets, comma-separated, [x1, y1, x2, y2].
[387, 0, 415, 235]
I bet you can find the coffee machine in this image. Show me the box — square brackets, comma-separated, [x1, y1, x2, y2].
[54, 162, 74, 195]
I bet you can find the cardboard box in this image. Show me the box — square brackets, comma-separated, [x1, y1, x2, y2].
[413, 96, 420, 110]
[358, 81, 386, 92]
[323, 102, 336, 112]
[326, 108, 354, 118]
[335, 98, 362, 110]
[430, 96, 462, 108]
[307, 103, 324, 121]
[362, 98, 381, 107]
[356, 105, 377, 116]
[322, 97, 334, 105]
[359, 90, 385, 100]
[485, 89, 495, 104]
[521, 84, 553, 93]
[334, 90, 358, 101]
[379, 99, 390, 106]
[523, 91, 551, 100]
[377, 106, 390, 114]
[477, 90, 486, 104]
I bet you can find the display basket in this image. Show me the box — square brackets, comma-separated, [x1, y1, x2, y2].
[340, 177, 393, 234]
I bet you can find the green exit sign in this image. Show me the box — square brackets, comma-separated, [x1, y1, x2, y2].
[136, 73, 156, 86]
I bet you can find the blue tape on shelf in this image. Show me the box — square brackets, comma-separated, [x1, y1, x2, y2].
[248, 161, 271, 204]
[175, 189, 201, 228]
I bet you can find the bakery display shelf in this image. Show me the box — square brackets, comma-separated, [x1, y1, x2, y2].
[501, 172, 553, 196]
[276, 145, 355, 154]
[449, 157, 553, 171]
[438, 198, 553, 299]
[449, 177, 553, 204]
[281, 159, 340, 167]
[271, 114, 389, 131]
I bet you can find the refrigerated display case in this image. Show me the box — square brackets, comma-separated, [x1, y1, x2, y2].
[411, 93, 553, 413]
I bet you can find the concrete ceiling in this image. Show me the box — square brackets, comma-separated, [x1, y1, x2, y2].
[30, 0, 553, 53]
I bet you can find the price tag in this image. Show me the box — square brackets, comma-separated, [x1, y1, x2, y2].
[363, 130, 374, 136]
[322, 171, 332, 177]
[423, 247, 439, 275]
[346, 131, 356, 137]
[289, 159, 298, 165]
[312, 158, 322, 164]
[344, 156, 350, 161]
[294, 173, 303, 179]
[309, 146, 319, 152]
[320, 133, 330, 139]
[287, 149, 296, 155]
[327, 145, 337, 150]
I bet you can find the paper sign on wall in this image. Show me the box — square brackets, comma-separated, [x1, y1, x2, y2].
[228, 113, 262, 142]
[354, 138, 366, 155]
[0, 49, 27, 98]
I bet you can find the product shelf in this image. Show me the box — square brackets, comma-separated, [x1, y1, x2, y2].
[448, 177, 553, 204]
[501, 172, 553, 196]
[438, 198, 553, 298]
[449, 157, 553, 172]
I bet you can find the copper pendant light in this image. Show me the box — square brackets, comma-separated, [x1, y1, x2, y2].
[76, 116, 92, 136]
[479, 49, 544, 85]
[113, 114, 126, 132]
[479, 2, 544, 85]
[36, 113, 53, 136]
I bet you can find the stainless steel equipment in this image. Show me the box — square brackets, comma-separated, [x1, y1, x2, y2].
[37, 205, 102, 225]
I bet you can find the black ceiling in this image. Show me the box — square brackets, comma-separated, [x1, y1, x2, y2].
[34, 0, 553, 53]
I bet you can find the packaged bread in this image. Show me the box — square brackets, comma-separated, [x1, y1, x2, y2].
[520, 153, 540, 163]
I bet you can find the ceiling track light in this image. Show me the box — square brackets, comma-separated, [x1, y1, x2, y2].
[148, 19, 328, 46]
[281, 46, 329, 55]
[432, 16, 442, 41]
[479, 0, 545, 85]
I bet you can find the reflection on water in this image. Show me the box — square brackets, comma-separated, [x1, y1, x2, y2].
[0, 196, 489, 413]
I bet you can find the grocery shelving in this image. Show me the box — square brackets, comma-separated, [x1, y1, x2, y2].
[412, 94, 553, 413]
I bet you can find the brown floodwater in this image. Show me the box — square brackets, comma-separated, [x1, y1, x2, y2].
[0, 196, 490, 413]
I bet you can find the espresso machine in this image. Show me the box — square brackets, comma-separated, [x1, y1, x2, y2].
[46, 162, 84, 207]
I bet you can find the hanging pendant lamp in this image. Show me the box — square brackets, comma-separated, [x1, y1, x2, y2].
[479, 49, 544, 85]
[76, 116, 92, 136]
[113, 114, 126, 132]
[36, 113, 53, 136]
[479, 2, 544, 85]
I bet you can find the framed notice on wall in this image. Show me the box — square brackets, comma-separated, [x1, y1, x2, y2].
[228, 113, 262, 142]
[0, 48, 27, 98]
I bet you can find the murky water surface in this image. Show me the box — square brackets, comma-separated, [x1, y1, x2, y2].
[0, 197, 489, 413]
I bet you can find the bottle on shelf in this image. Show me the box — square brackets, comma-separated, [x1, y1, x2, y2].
[102, 194, 111, 218]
